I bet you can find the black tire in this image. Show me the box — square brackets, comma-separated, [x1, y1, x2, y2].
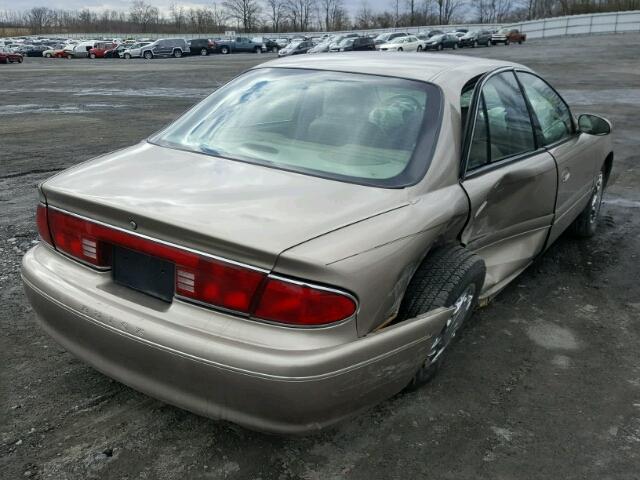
[571, 169, 605, 238]
[398, 245, 485, 388]
[397, 47, 403, 52]
[173, 49, 182, 58]
[254, 47, 262, 53]
[89, 53, 96, 59]
[221, 46, 230, 54]
[452, 43, 457, 50]
[17, 56, 23, 63]
[505, 40, 510, 46]
[417, 45, 423, 51]
[200, 48, 208, 56]
[518, 40, 523, 44]
[438, 43, 443, 51]
[271, 46, 278, 53]
[124, 53, 131, 59]
[143, 51, 153, 60]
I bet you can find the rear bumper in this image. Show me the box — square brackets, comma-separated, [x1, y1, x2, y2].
[22, 244, 450, 434]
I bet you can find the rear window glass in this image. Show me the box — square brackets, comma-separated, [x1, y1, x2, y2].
[150, 68, 442, 187]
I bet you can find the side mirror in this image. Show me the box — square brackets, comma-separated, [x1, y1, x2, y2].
[578, 114, 611, 136]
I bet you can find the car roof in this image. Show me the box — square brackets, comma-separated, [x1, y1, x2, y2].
[256, 53, 526, 86]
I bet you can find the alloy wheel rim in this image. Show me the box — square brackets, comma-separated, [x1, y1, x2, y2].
[428, 284, 476, 363]
[590, 172, 604, 224]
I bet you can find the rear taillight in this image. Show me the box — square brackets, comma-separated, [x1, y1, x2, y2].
[175, 260, 264, 313]
[254, 277, 357, 326]
[37, 205, 357, 325]
[36, 203, 53, 245]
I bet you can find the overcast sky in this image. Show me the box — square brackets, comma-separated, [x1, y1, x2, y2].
[0, 0, 390, 15]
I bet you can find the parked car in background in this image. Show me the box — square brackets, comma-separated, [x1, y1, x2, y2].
[261, 38, 280, 53]
[105, 44, 128, 58]
[19, 45, 48, 57]
[275, 38, 289, 48]
[189, 38, 216, 56]
[0, 46, 23, 63]
[42, 47, 71, 58]
[330, 36, 375, 52]
[328, 33, 359, 50]
[379, 35, 424, 52]
[491, 27, 527, 45]
[422, 29, 444, 38]
[278, 39, 313, 56]
[373, 32, 407, 48]
[424, 33, 459, 50]
[139, 39, 188, 59]
[212, 36, 264, 54]
[459, 30, 493, 47]
[307, 38, 333, 53]
[121, 42, 152, 59]
[88, 42, 118, 58]
[69, 40, 101, 58]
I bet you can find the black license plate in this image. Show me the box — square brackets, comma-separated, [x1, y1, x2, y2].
[112, 246, 175, 303]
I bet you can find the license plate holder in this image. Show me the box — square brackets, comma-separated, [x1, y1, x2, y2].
[112, 246, 175, 303]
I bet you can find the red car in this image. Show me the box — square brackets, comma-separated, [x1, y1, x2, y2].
[0, 47, 23, 64]
[88, 42, 118, 59]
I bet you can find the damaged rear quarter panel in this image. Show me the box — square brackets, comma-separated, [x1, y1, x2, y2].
[274, 185, 469, 336]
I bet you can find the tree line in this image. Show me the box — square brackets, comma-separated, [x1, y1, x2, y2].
[1, 0, 638, 36]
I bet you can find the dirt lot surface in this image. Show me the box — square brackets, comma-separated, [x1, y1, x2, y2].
[1, 34, 640, 479]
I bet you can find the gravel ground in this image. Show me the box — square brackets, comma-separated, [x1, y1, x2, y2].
[1, 34, 639, 480]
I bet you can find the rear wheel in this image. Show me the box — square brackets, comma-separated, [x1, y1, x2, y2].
[17, 56, 23, 63]
[45, 53, 52, 58]
[417, 45, 423, 51]
[571, 169, 605, 237]
[398, 246, 485, 388]
[124, 53, 132, 59]
[271, 46, 278, 53]
[505, 39, 510, 46]
[89, 53, 96, 59]
[173, 49, 182, 58]
[438, 43, 443, 51]
[143, 51, 153, 60]
[397, 47, 403, 52]
[452, 43, 457, 49]
[221, 46, 230, 54]
[200, 48, 208, 56]
[254, 47, 262, 53]
[473, 40, 478, 47]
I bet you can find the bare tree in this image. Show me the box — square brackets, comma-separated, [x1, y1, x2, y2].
[129, 0, 159, 32]
[25, 7, 52, 34]
[222, 0, 262, 32]
[285, 0, 316, 31]
[266, 0, 285, 31]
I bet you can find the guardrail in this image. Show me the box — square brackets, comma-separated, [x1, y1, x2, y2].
[34, 10, 640, 41]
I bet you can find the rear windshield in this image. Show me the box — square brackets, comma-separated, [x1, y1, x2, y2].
[150, 68, 442, 187]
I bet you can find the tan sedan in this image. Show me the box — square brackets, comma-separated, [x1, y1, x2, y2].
[22, 53, 613, 433]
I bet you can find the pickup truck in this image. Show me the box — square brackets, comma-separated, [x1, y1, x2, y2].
[491, 28, 526, 45]
[212, 37, 264, 54]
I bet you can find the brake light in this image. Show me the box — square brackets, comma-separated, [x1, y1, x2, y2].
[47, 207, 111, 267]
[254, 278, 356, 326]
[36, 204, 53, 245]
[38, 205, 357, 325]
[175, 262, 264, 313]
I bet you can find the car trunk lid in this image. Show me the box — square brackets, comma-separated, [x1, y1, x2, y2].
[41, 142, 409, 270]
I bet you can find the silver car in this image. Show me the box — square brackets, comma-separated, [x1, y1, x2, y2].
[23, 53, 613, 434]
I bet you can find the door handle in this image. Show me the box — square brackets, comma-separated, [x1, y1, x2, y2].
[561, 169, 571, 183]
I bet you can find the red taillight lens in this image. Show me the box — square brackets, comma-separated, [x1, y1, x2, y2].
[176, 262, 264, 313]
[36, 204, 53, 245]
[254, 278, 356, 326]
[39, 206, 357, 325]
[47, 208, 111, 266]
